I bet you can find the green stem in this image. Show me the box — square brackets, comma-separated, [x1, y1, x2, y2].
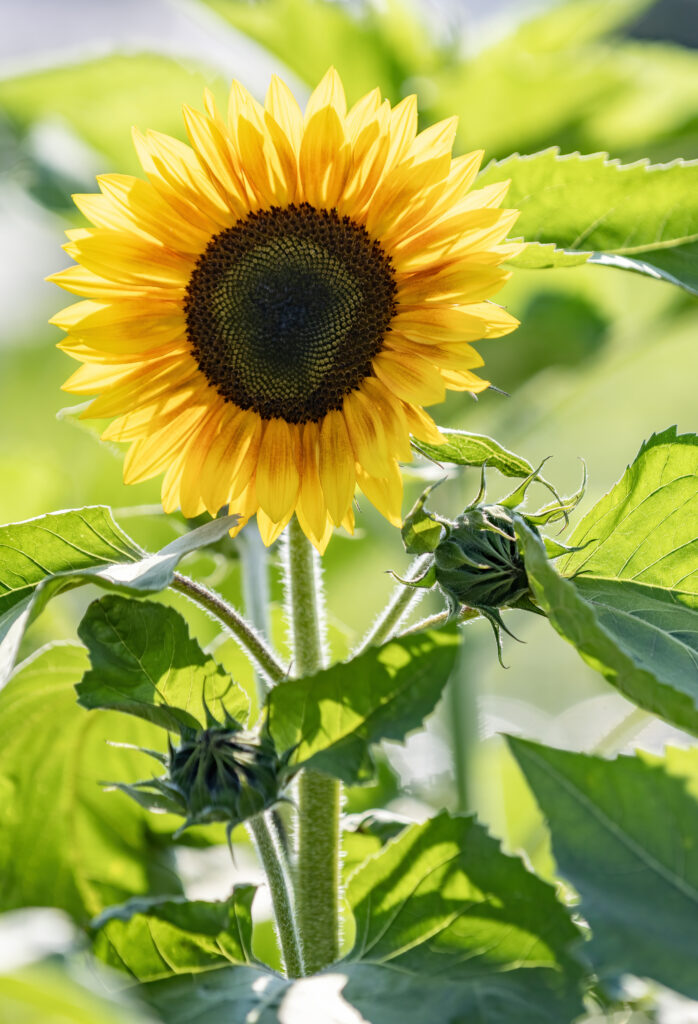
[238, 527, 273, 704]
[248, 813, 304, 978]
[283, 517, 340, 974]
[353, 554, 432, 656]
[399, 606, 479, 637]
[172, 572, 286, 685]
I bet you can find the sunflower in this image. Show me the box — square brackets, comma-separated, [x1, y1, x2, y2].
[50, 69, 521, 551]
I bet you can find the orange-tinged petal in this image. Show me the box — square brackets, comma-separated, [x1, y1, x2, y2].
[398, 263, 511, 305]
[319, 410, 355, 525]
[255, 418, 300, 522]
[182, 104, 250, 216]
[297, 422, 328, 542]
[343, 388, 393, 478]
[359, 376, 413, 462]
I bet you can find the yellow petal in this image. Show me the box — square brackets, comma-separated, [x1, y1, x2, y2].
[358, 376, 413, 462]
[298, 105, 350, 208]
[257, 506, 294, 547]
[123, 405, 207, 484]
[255, 419, 301, 522]
[305, 67, 347, 121]
[297, 422, 328, 543]
[295, 507, 334, 554]
[402, 403, 446, 445]
[373, 350, 446, 406]
[355, 461, 403, 527]
[342, 388, 393, 478]
[182, 104, 249, 216]
[319, 410, 356, 525]
[265, 75, 304, 151]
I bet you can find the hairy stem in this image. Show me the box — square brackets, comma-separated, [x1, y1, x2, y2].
[353, 554, 432, 655]
[248, 813, 304, 978]
[172, 572, 286, 685]
[282, 517, 340, 974]
[399, 606, 479, 637]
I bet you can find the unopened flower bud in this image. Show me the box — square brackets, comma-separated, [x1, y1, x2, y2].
[434, 505, 530, 615]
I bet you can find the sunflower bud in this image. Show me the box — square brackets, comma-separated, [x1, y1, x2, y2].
[434, 505, 530, 615]
[168, 726, 284, 828]
[112, 714, 291, 836]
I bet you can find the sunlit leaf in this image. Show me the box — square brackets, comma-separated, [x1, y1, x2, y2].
[0, 644, 180, 923]
[93, 888, 255, 981]
[516, 521, 698, 734]
[412, 430, 535, 478]
[560, 427, 698, 592]
[0, 507, 239, 687]
[77, 595, 249, 732]
[346, 811, 585, 1022]
[509, 738, 698, 999]
[479, 150, 698, 294]
[267, 628, 460, 784]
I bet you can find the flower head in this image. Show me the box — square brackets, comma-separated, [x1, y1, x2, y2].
[50, 69, 521, 550]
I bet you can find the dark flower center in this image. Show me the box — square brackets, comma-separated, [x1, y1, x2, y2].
[184, 203, 397, 423]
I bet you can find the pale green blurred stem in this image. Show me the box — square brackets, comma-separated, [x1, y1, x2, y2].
[593, 706, 653, 757]
[248, 813, 304, 978]
[171, 572, 286, 685]
[353, 554, 432, 655]
[283, 516, 340, 974]
[238, 527, 273, 704]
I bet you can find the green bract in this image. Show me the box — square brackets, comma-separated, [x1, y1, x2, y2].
[109, 708, 292, 837]
[399, 464, 585, 660]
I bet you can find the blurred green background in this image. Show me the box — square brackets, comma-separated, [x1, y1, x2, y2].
[1, 0, 696, 886]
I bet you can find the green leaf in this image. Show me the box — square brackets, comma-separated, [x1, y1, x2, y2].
[346, 811, 584, 1021]
[560, 427, 698, 592]
[517, 520, 698, 734]
[412, 430, 535, 479]
[142, 957, 584, 1024]
[76, 595, 249, 732]
[143, 967, 285, 1024]
[509, 738, 698, 999]
[0, 643, 180, 923]
[0, 964, 157, 1024]
[92, 887, 255, 982]
[478, 150, 698, 294]
[0, 506, 239, 687]
[268, 628, 460, 784]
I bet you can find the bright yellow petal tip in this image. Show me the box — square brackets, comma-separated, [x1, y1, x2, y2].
[50, 70, 520, 551]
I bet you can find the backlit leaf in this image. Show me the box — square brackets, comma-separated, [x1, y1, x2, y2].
[267, 628, 460, 784]
[479, 150, 698, 293]
[77, 595, 249, 732]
